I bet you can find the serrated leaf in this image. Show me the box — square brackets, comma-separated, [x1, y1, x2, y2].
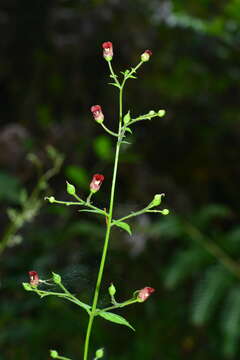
[112, 221, 132, 235]
[98, 311, 135, 331]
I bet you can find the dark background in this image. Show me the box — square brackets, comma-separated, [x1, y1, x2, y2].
[1, 0, 240, 359]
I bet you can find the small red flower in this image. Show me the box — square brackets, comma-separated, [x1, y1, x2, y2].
[141, 49, 153, 62]
[102, 41, 113, 61]
[90, 174, 105, 193]
[29, 270, 39, 286]
[91, 105, 104, 123]
[137, 287, 155, 302]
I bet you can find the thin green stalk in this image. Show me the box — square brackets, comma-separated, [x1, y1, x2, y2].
[83, 82, 123, 359]
[83, 60, 144, 360]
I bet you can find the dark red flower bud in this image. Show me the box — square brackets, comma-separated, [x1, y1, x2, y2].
[137, 287, 155, 302]
[91, 105, 104, 123]
[90, 174, 104, 193]
[29, 270, 39, 286]
[141, 50, 152, 62]
[102, 41, 113, 61]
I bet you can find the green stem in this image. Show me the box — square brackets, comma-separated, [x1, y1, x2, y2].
[83, 141, 121, 360]
[83, 60, 144, 360]
[101, 122, 119, 137]
[83, 88, 124, 360]
[99, 299, 138, 313]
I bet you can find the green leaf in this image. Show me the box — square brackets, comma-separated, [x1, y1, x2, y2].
[108, 82, 120, 88]
[78, 209, 106, 215]
[98, 311, 135, 331]
[125, 127, 132, 134]
[112, 221, 132, 235]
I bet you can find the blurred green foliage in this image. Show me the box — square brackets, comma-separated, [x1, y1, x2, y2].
[1, 0, 240, 359]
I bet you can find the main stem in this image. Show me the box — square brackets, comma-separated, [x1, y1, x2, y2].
[83, 82, 124, 360]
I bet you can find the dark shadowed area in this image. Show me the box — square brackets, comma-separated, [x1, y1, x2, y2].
[1, 0, 240, 359]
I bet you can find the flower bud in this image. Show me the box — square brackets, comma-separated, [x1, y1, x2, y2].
[137, 287, 155, 302]
[66, 181, 76, 196]
[52, 272, 61, 284]
[158, 109, 166, 117]
[141, 50, 152, 62]
[50, 350, 58, 358]
[162, 209, 170, 215]
[91, 105, 104, 124]
[123, 111, 131, 124]
[29, 270, 39, 286]
[148, 110, 155, 115]
[95, 348, 104, 359]
[90, 174, 105, 193]
[108, 283, 116, 296]
[22, 282, 32, 291]
[102, 41, 113, 61]
[150, 194, 164, 207]
[48, 196, 55, 203]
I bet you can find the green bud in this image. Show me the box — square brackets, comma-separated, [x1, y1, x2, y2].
[158, 109, 166, 117]
[48, 196, 55, 203]
[123, 111, 131, 124]
[149, 194, 164, 208]
[66, 181, 76, 195]
[148, 110, 155, 115]
[108, 283, 116, 296]
[50, 350, 58, 358]
[52, 272, 61, 284]
[22, 282, 32, 291]
[162, 209, 170, 215]
[95, 348, 104, 358]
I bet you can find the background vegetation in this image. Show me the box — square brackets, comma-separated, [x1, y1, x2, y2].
[1, 0, 240, 359]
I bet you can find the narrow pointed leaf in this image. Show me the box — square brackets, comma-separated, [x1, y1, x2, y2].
[125, 127, 132, 134]
[108, 82, 120, 88]
[98, 311, 135, 331]
[113, 221, 132, 235]
[78, 209, 106, 215]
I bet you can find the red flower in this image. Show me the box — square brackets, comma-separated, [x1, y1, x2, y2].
[29, 270, 39, 286]
[141, 50, 152, 62]
[91, 105, 104, 123]
[137, 287, 155, 302]
[90, 174, 105, 193]
[102, 41, 113, 61]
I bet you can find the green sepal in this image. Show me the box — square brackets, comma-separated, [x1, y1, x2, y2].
[98, 311, 135, 331]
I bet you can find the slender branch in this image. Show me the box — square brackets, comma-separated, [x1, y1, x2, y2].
[100, 122, 119, 137]
[108, 61, 120, 86]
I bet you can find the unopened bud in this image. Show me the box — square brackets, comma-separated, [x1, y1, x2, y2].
[162, 209, 169, 215]
[158, 109, 166, 117]
[22, 282, 32, 291]
[123, 111, 131, 124]
[66, 181, 76, 195]
[48, 196, 55, 203]
[52, 272, 61, 284]
[108, 283, 116, 296]
[141, 50, 152, 62]
[150, 194, 163, 207]
[148, 110, 155, 115]
[50, 350, 58, 358]
[95, 348, 104, 358]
